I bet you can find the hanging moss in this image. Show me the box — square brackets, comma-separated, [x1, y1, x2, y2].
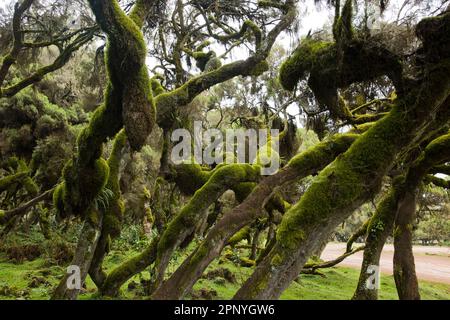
[333, 0, 354, 43]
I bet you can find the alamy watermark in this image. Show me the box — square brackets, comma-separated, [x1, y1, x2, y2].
[365, 264, 380, 290]
[66, 265, 81, 290]
[171, 121, 280, 175]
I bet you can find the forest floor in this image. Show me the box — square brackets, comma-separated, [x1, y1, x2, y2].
[0, 242, 449, 300]
[321, 243, 450, 284]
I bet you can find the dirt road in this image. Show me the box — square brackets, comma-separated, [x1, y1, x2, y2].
[321, 243, 450, 284]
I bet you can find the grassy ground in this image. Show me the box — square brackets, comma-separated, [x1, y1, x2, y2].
[0, 248, 448, 300]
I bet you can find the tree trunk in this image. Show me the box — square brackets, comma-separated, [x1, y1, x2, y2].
[88, 232, 109, 289]
[353, 190, 397, 300]
[52, 214, 102, 300]
[393, 191, 420, 300]
[250, 229, 261, 260]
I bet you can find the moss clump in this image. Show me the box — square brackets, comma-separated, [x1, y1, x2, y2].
[193, 51, 215, 71]
[270, 253, 283, 267]
[150, 77, 166, 97]
[56, 157, 110, 218]
[279, 39, 334, 91]
[228, 226, 252, 246]
[158, 164, 260, 252]
[172, 162, 212, 195]
[52, 183, 65, 216]
[232, 182, 257, 203]
[416, 11, 450, 58]
[205, 57, 222, 72]
[239, 257, 256, 267]
[151, 164, 261, 290]
[287, 133, 358, 171]
[0, 171, 28, 192]
[423, 132, 450, 162]
[279, 15, 402, 120]
[250, 60, 269, 76]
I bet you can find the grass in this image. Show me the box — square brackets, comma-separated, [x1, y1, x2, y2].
[0, 246, 448, 300]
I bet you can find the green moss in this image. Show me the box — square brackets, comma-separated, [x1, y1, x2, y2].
[276, 105, 414, 251]
[333, 0, 354, 42]
[158, 164, 260, 253]
[56, 157, 110, 218]
[23, 177, 39, 196]
[0, 171, 28, 192]
[155, 84, 190, 128]
[150, 77, 165, 97]
[243, 20, 262, 48]
[228, 226, 252, 246]
[151, 164, 261, 290]
[52, 183, 65, 214]
[59, 0, 155, 220]
[270, 253, 283, 267]
[205, 57, 222, 72]
[287, 133, 358, 171]
[173, 162, 212, 195]
[239, 257, 256, 267]
[279, 39, 334, 91]
[423, 132, 450, 163]
[102, 130, 127, 237]
[15, 160, 39, 196]
[250, 60, 269, 76]
[232, 182, 257, 203]
[1, 54, 15, 65]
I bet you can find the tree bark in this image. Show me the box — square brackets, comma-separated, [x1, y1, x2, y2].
[393, 191, 420, 300]
[353, 190, 397, 300]
[52, 214, 103, 300]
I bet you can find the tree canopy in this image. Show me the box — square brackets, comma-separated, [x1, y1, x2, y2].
[0, 0, 449, 301]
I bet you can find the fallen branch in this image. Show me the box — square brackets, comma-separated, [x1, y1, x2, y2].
[0, 188, 54, 224]
[303, 246, 365, 271]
